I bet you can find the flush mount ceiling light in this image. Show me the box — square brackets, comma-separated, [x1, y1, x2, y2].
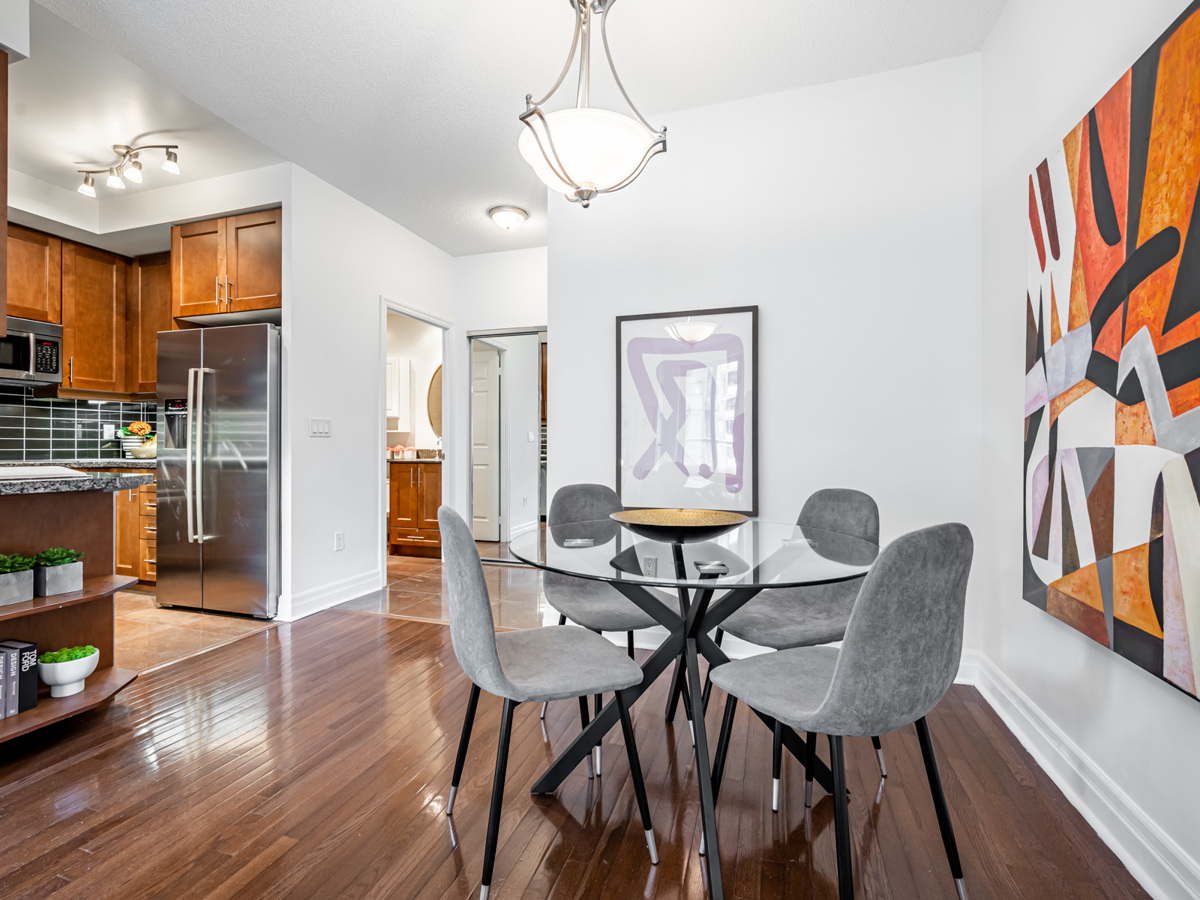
[518, 0, 666, 208]
[488, 205, 529, 230]
[76, 143, 181, 197]
[665, 317, 718, 346]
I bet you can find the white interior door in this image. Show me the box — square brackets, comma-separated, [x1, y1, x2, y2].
[472, 346, 502, 541]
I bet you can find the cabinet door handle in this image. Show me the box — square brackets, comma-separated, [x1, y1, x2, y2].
[69, 357, 74, 386]
[215, 275, 221, 306]
[227, 279, 234, 308]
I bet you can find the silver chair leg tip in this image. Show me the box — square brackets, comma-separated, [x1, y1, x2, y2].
[699, 834, 706, 857]
[645, 829, 659, 865]
[772, 777, 780, 813]
[587, 755, 594, 779]
[540, 701, 548, 720]
[447, 786, 457, 816]
[955, 878, 968, 900]
[480, 884, 489, 900]
[594, 746, 602, 776]
[876, 748, 888, 778]
[804, 779, 813, 808]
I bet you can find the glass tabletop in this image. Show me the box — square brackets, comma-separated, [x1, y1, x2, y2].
[508, 518, 879, 590]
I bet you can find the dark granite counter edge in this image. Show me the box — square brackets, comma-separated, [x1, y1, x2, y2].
[0, 474, 154, 496]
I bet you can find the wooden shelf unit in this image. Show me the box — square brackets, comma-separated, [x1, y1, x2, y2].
[0, 574, 137, 744]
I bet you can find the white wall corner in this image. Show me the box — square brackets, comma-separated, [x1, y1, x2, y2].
[0, 0, 29, 62]
[280, 568, 385, 622]
[960, 655, 1200, 900]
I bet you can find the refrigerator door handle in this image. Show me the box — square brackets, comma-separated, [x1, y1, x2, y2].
[186, 366, 197, 544]
[195, 366, 214, 542]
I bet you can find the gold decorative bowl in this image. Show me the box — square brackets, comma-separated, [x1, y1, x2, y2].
[610, 508, 748, 544]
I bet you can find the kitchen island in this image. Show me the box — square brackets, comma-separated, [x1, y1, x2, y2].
[0, 469, 153, 743]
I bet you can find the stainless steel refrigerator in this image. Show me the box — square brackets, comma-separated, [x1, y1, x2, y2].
[156, 324, 280, 618]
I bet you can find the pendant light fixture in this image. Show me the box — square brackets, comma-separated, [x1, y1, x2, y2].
[76, 143, 181, 197]
[519, 0, 666, 208]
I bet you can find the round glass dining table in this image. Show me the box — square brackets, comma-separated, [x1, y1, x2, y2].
[509, 516, 879, 900]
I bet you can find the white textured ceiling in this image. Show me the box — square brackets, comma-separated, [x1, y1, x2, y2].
[35, 0, 1006, 257]
[10, 4, 282, 198]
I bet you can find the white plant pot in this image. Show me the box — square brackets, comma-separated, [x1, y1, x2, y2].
[34, 561, 84, 597]
[0, 569, 34, 607]
[38, 651, 99, 698]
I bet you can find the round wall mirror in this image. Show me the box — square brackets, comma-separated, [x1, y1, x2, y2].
[427, 365, 443, 438]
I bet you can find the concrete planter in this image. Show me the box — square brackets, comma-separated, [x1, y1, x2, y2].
[0, 569, 34, 607]
[34, 561, 84, 597]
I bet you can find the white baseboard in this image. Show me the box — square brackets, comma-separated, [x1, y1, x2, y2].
[507, 520, 540, 540]
[283, 568, 383, 621]
[962, 653, 1200, 900]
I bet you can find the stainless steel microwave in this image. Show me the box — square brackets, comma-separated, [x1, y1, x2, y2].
[0, 316, 63, 385]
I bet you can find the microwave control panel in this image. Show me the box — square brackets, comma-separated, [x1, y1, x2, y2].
[33, 339, 60, 375]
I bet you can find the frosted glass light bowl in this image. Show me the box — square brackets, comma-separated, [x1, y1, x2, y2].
[39, 651, 99, 698]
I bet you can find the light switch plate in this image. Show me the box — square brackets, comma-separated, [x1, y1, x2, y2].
[309, 418, 332, 437]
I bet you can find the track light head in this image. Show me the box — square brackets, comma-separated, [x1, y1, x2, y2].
[77, 173, 96, 198]
[125, 156, 143, 184]
[106, 167, 125, 189]
[162, 149, 180, 175]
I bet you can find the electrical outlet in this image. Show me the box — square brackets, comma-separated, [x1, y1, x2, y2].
[310, 418, 332, 437]
[528, 431, 536, 442]
[102, 424, 117, 440]
[643, 557, 657, 578]
[334, 532, 345, 552]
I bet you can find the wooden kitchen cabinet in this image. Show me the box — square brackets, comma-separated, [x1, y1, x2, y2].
[114, 482, 141, 580]
[388, 461, 442, 557]
[171, 208, 281, 319]
[62, 242, 128, 393]
[126, 252, 172, 394]
[6, 224, 61, 323]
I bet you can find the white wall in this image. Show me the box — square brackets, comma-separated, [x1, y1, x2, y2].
[547, 56, 985, 644]
[450, 247, 548, 515]
[385, 313, 443, 450]
[283, 165, 454, 620]
[980, 2, 1200, 896]
[498, 333, 542, 539]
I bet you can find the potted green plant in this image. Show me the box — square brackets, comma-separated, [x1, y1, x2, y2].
[33, 547, 84, 597]
[38, 645, 99, 697]
[0, 554, 35, 607]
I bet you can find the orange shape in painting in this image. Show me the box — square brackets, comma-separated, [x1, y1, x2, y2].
[1050, 278, 1063, 345]
[1050, 379, 1096, 426]
[1112, 545, 1165, 638]
[1050, 563, 1104, 611]
[1068, 231, 1090, 330]
[1048, 585, 1110, 647]
[1115, 401, 1157, 445]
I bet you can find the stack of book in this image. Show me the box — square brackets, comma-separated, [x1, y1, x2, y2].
[0, 640, 38, 718]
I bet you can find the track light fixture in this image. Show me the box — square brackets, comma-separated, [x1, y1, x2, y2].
[76, 143, 180, 197]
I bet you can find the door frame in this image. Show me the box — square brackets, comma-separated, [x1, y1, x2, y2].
[378, 295, 453, 583]
[466, 326, 545, 561]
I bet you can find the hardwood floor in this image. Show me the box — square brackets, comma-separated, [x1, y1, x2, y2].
[0, 611, 1146, 899]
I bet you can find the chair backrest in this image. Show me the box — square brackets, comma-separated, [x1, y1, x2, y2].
[549, 483, 623, 526]
[438, 506, 513, 697]
[798, 488, 880, 544]
[812, 523, 973, 737]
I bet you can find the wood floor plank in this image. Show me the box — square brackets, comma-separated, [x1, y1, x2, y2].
[0, 611, 1151, 900]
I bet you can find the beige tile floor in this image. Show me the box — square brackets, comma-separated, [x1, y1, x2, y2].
[114, 590, 276, 671]
[333, 554, 550, 630]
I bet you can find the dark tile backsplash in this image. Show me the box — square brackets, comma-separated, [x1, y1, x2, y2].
[0, 385, 156, 462]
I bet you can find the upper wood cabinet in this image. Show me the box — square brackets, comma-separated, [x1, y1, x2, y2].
[0, 51, 8, 336]
[126, 252, 172, 394]
[62, 242, 128, 393]
[171, 208, 281, 319]
[6, 224, 61, 324]
[226, 209, 282, 312]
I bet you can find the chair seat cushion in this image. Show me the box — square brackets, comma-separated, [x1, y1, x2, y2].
[495, 626, 643, 703]
[709, 646, 841, 733]
[719, 578, 862, 649]
[544, 573, 678, 632]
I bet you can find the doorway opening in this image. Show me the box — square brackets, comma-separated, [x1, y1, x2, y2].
[468, 329, 547, 562]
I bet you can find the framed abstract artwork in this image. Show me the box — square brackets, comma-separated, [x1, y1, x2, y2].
[616, 306, 758, 516]
[1023, 1, 1200, 701]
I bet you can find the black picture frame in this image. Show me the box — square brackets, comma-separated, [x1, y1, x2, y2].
[615, 305, 759, 517]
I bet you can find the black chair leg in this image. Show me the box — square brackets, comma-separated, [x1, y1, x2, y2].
[615, 690, 659, 865]
[711, 695, 738, 802]
[871, 734, 887, 778]
[447, 683, 480, 816]
[700, 629, 723, 715]
[578, 696, 594, 778]
[916, 717, 968, 900]
[804, 730, 817, 808]
[480, 698, 517, 900]
[772, 720, 784, 813]
[828, 734, 853, 900]
[627, 630, 635, 658]
[593, 692, 604, 775]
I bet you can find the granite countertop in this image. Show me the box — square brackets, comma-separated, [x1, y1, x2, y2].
[0, 459, 155, 470]
[387, 457, 442, 463]
[0, 471, 154, 496]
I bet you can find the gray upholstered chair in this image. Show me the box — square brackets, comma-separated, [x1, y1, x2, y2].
[439, 506, 659, 900]
[709, 523, 974, 900]
[718, 488, 886, 807]
[541, 484, 679, 770]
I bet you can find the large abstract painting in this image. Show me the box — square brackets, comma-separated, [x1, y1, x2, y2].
[1024, 2, 1200, 700]
[617, 307, 757, 515]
